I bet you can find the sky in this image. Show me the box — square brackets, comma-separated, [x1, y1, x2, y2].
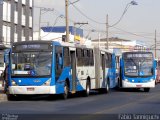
[34, 0, 160, 48]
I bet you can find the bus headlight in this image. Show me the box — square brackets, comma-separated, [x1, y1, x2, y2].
[150, 79, 154, 82]
[43, 79, 51, 86]
[12, 80, 17, 86]
[124, 79, 129, 82]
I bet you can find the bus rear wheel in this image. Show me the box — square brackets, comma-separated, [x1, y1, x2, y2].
[83, 81, 90, 97]
[105, 81, 109, 93]
[144, 88, 150, 92]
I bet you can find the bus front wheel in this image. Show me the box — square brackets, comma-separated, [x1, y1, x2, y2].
[144, 88, 150, 92]
[63, 82, 69, 100]
[7, 94, 18, 101]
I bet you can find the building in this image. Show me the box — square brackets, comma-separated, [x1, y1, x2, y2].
[92, 37, 147, 55]
[33, 26, 92, 45]
[0, 0, 33, 47]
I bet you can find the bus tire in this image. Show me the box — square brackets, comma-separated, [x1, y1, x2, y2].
[63, 82, 69, 100]
[7, 94, 17, 101]
[99, 79, 109, 94]
[106, 80, 109, 93]
[83, 81, 90, 97]
[144, 88, 150, 92]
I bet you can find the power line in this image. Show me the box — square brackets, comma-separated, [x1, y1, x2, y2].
[41, 15, 64, 39]
[34, 5, 158, 42]
[112, 27, 155, 40]
[69, 0, 105, 25]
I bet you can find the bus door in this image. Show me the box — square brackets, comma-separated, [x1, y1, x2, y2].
[111, 54, 116, 88]
[70, 48, 76, 93]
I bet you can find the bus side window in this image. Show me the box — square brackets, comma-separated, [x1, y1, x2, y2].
[86, 49, 89, 66]
[55, 46, 63, 80]
[83, 49, 87, 66]
[106, 53, 112, 68]
[76, 48, 83, 66]
[89, 49, 94, 66]
[64, 47, 70, 67]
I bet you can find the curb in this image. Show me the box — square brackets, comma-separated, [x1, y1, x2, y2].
[0, 87, 8, 102]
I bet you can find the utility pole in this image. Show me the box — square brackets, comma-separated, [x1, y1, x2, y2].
[106, 14, 109, 49]
[155, 29, 157, 58]
[65, 0, 69, 42]
[38, 8, 42, 40]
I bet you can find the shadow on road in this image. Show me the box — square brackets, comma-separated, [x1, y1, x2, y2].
[112, 88, 146, 93]
[7, 90, 102, 101]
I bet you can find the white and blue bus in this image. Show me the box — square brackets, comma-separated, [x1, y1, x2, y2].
[7, 41, 118, 100]
[119, 52, 156, 92]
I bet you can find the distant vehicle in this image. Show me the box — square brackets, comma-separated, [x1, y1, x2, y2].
[156, 59, 160, 84]
[7, 40, 118, 100]
[119, 52, 156, 92]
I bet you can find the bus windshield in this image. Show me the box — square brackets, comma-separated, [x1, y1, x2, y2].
[11, 51, 52, 77]
[124, 53, 153, 77]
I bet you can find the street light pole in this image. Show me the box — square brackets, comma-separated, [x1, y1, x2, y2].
[38, 8, 42, 40]
[106, 1, 138, 49]
[65, 0, 69, 42]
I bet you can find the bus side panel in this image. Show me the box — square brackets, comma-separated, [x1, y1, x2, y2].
[55, 67, 71, 94]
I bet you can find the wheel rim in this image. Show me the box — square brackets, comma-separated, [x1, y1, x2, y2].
[107, 83, 109, 91]
[86, 83, 90, 95]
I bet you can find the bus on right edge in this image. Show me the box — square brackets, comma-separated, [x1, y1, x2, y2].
[118, 52, 156, 92]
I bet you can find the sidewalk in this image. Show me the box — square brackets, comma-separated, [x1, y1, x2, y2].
[0, 81, 7, 101]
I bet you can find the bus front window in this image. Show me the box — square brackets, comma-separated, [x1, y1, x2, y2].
[12, 52, 52, 77]
[124, 59, 138, 76]
[124, 54, 153, 77]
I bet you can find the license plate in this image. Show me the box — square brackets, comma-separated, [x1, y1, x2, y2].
[27, 87, 34, 91]
[136, 85, 142, 87]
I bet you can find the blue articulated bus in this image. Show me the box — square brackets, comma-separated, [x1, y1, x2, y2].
[7, 41, 118, 100]
[119, 52, 156, 92]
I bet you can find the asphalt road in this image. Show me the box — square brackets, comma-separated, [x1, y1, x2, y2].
[0, 85, 160, 120]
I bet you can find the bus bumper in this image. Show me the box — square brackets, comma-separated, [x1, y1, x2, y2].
[122, 80, 155, 88]
[8, 86, 56, 95]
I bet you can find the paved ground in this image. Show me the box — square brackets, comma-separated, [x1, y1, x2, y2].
[0, 85, 160, 120]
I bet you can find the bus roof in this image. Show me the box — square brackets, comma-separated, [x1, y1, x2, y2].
[12, 40, 113, 54]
